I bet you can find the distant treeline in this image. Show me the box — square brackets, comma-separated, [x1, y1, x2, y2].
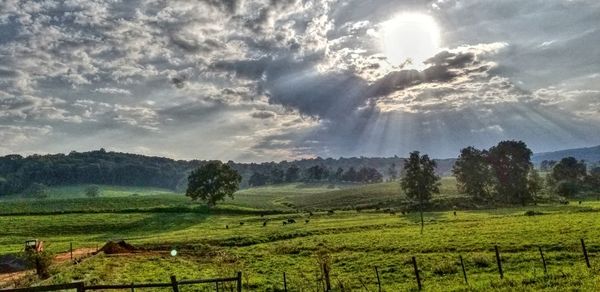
[0, 149, 457, 196]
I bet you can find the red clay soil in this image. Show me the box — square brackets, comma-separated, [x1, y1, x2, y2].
[97, 240, 137, 254]
[54, 248, 97, 263]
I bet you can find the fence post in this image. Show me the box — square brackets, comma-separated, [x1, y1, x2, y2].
[581, 239, 591, 268]
[130, 282, 135, 292]
[412, 256, 422, 290]
[283, 272, 288, 292]
[70, 242, 73, 262]
[495, 245, 503, 279]
[323, 263, 331, 291]
[538, 246, 547, 274]
[170, 275, 179, 292]
[237, 271, 243, 292]
[459, 255, 468, 285]
[374, 266, 381, 292]
[75, 281, 85, 292]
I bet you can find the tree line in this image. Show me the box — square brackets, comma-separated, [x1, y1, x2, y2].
[452, 141, 600, 204]
[247, 164, 385, 186]
[0, 149, 413, 197]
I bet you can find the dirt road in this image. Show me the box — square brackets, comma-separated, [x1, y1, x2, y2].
[0, 247, 97, 287]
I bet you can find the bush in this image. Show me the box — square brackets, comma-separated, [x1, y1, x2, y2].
[24, 183, 48, 199]
[24, 250, 53, 279]
[85, 185, 101, 198]
[524, 210, 544, 216]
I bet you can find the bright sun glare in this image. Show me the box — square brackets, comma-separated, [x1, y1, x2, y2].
[381, 13, 441, 69]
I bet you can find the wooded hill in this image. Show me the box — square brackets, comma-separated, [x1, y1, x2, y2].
[0, 149, 456, 196]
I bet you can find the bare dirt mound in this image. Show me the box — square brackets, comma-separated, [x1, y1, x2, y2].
[98, 240, 137, 254]
[0, 255, 27, 274]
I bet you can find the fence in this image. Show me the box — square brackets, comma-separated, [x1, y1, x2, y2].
[276, 239, 597, 291]
[1, 238, 597, 291]
[0, 272, 242, 292]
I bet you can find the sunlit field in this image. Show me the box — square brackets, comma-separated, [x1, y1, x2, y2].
[2, 182, 600, 291]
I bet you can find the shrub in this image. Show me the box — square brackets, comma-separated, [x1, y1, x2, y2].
[23, 250, 53, 279]
[24, 183, 49, 199]
[85, 185, 101, 198]
[524, 210, 544, 216]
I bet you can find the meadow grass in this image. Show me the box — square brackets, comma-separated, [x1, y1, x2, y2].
[2, 198, 600, 290]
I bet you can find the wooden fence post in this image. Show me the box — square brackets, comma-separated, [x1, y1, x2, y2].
[130, 282, 135, 292]
[412, 256, 422, 290]
[495, 245, 503, 279]
[237, 271, 243, 292]
[581, 239, 591, 268]
[459, 255, 468, 285]
[374, 266, 381, 292]
[75, 281, 85, 292]
[70, 242, 73, 262]
[538, 246, 547, 274]
[323, 263, 331, 291]
[283, 272, 288, 292]
[170, 275, 179, 292]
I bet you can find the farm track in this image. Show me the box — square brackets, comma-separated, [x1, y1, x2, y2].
[0, 248, 97, 288]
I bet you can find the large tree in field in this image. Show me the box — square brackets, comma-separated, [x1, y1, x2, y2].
[186, 161, 242, 207]
[487, 140, 533, 205]
[453, 147, 493, 202]
[400, 151, 440, 234]
[549, 157, 587, 197]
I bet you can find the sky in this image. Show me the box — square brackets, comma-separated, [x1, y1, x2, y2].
[0, 0, 599, 162]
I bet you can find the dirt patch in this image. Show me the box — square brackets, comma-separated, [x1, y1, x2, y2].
[98, 240, 137, 254]
[54, 248, 97, 263]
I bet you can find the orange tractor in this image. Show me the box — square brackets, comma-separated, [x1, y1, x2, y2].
[24, 239, 44, 253]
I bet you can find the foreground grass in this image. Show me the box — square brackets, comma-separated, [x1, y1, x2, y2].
[2, 200, 600, 290]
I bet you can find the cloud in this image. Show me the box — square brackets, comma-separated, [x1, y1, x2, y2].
[0, 125, 52, 155]
[0, 0, 598, 161]
[250, 110, 276, 119]
[92, 87, 132, 95]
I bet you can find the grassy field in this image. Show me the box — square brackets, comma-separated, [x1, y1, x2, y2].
[0, 185, 180, 201]
[2, 181, 600, 291]
[0, 179, 459, 214]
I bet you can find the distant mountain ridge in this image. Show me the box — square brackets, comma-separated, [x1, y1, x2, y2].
[532, 145, 600, 165]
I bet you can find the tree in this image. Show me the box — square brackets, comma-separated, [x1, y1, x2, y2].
[25, 183, 48, 199]
[186, 161, 241, 207]
[357, 167, 383, 183]
[549, 157, 587, 198]
[284, 165, 300, 182]
[540, 160, 557, 172]
[587, 167, 600, 190]
[400, 151, 440, 234]
[487, 140, 533, 205]
[334, 167, 344, 181]
[452, 147, 493, 202]
[342, 167, 357, 182]
[270, 167, 285, 184]
[85, 185, 100, 197]
[248, 172, 268, 186]
[387, 163, 398, 181]
[304, 165, 328, 182]
[527, 167, 544, 199]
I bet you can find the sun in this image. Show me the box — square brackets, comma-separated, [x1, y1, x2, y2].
[381, 13, 441, 69]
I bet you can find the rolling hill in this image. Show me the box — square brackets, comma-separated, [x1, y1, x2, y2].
[532, 145, 600, 165]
